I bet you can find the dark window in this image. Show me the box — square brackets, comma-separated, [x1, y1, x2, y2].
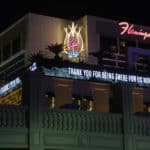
[134, 54, 150, 72]
[0, 48, 2, 63]
[45, 92, 55, 108]
[118, 62, 128, 68]
[119, 39, 136, 54]
[2, 43, 10, 61]
[12, 36, 21, 55]
[138, 42, 150, 50]
[144, 103, 150, 112]
[136, 54, 149, 64]
[100, 36, 117, 54]
[72, 96, 93, 111]
[72, 97, 81, 110]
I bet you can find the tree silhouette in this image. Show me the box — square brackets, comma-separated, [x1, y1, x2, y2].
[46, 43, 63, 61]
[29, 51, 44, 64]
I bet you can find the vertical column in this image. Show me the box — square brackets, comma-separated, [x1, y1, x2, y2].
[54, 78, 72, 108]
[132, 87, 144, 113]
[91, 82, 110, 112]
[0, 47, 2, 63]
[23, 70, 44, 150]
[121, 84, 136, 150]
[112, 84, 123, 113]
[87, 16, 100, 65]
[10, 40, 13, 56]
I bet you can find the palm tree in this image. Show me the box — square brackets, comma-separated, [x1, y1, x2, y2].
[29, 51, 44, 64]
[46, 43, 63, 61]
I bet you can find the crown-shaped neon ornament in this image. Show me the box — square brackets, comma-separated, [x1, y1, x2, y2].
[63, 22, 84, 58]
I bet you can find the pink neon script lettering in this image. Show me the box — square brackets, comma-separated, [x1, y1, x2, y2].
[119, 22, 150, 40]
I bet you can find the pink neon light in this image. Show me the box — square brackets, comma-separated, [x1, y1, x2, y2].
[119, 22, 150, 40]
[69, 36, 78, 50]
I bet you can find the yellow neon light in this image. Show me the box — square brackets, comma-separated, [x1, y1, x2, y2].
[63, 22, 84, 58]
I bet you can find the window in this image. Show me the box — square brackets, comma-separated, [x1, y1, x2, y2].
[0, 47, 2, 63]
[72, 96, 93, 111]
[50, 96, 55, 108]
[45, 92, 55, 108]
[12, 36, 21, 55]
[87, 100, 93, 111]
[119, 39, 136, 54]
[72, 97, 81, 110]
[144, 103, 150, 112]
[2, 43, 11, 61]
[134, 54, 150, 72]
[100, 36, 117, 54]
[138, 42, 150, 50]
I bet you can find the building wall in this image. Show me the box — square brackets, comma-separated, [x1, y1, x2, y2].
[86, 16, 99, 64]
[0, 15, 28, 48]
[1, 13, 150, 65]
[1, 71, 150, 150]
[26, 13, 69, 57]
[0, 15, 28, 63]
[132, 87, 144, 112]
[1, 13, 150, 150]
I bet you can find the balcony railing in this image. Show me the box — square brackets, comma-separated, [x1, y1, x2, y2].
[133, 115, 150, 136]
[102, 53, 128, 69]
[0, 105, 28, 128]
[43, 109, 123, 134]
[0, 50, 25, 80]
[1, 105, 150, 137]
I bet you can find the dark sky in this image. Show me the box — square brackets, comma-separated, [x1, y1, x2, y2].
[0, 0, 150, 32]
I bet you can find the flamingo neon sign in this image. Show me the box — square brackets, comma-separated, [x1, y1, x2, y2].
[119, 22, 150, 40]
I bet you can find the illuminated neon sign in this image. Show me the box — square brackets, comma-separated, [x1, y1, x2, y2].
[29, 62, 37, 72]
[0, 77, 22, 96]
[64, 22, 84, 58]
[119, 22, 150, 40]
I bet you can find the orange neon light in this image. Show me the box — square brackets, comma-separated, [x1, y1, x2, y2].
[119, 22, 150, 40]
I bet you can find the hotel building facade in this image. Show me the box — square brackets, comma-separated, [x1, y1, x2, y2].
[0, 13, 150, 150]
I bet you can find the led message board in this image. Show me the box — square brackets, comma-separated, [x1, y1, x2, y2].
[42, 66, 150, 87]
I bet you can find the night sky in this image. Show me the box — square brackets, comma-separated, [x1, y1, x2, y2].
[0, 0, 150, 32]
